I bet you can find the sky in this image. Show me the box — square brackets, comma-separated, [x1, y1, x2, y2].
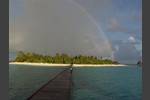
[9, 0, 142, 64]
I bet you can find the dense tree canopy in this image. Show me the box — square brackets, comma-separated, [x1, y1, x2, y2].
[14, 51, 119, 64]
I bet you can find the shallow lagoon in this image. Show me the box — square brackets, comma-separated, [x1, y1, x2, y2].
[9, 64, 65, 100]
[9, 65, 142, 100]
[72, 65, 142, 100]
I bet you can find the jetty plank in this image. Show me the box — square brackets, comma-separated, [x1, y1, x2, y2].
[27, 68, 72, 100]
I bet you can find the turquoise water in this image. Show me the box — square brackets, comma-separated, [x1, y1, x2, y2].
[72, 65, 142, 100]
[9, 65, 142, 100]
[9, 64, 65, 100]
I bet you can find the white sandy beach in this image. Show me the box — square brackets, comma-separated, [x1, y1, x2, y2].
[9, 62, 127, 67]
[72, 64, 127, 67]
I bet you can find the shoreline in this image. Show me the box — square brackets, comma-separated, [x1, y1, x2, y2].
[9, 62, 127, 67]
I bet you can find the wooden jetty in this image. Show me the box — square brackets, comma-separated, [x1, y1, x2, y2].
[27, 68, 73, 100]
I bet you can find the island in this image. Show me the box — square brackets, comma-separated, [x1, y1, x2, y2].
[9, 51, 126, 67]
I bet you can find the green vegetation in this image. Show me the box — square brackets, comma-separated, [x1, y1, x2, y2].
[14, 51, 119, 64]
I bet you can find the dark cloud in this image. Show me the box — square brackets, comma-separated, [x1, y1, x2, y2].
[111, 40, 141, 64]
[107, 18, 129, 33]
[9, 0, 142, 64]
[107, 17, 142, 42]
[9, 0, 112, 57]
[74, 0, 142, 64]
[130, 12, 142, 22]
[107, 18, 138, 34]
[114, 43, 140, 64]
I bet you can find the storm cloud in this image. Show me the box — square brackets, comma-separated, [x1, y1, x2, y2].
[114, 43, 140, 64]
[9, 0, 112, 57]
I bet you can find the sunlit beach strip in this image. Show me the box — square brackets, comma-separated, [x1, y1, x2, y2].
[9, 62, 71, 67]
[72, 64, 127, 67]
[9, 62, 127, 67]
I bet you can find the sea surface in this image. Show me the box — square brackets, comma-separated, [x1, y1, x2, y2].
[72, 65, 142, 100]
[9, 64, 142, 100]
[9, 64, 65, 100]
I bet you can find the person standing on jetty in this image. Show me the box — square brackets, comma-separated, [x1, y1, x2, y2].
[70, 62, 73, 73]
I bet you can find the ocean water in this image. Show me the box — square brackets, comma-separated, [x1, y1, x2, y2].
[9, 65, 142, 100]
[72, 65, 142, 100]
[9, 64, 65, 100]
